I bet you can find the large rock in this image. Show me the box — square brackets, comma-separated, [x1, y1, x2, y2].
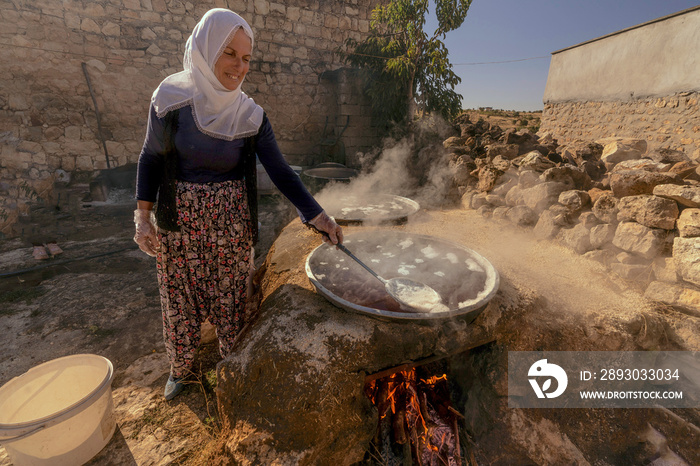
[592, 193, 619, 224]
[612, 222, 668, 259]
[611, 159, 671, 173]
[461, 191, 475, 209]
[485, 194, 506, 207]
[443, 136, 467, 149]
[503, 128, 537, 150]
[486, 143, 519, 160]
[669, 161, 700, 181]
[533, 205, 571, 240]
[596, 138, 647, 155]
[541, 165, 593, 191]
[540, 167, 574, 190]
[616, 251, 648, 265]
[559, 140, 604, 165]
[557, 224, 593, 254]
[506, 205, 537, 226]
[505, 184, 524, 207]
[578, 212, 601, 229]
[610, 170, 683, 198]
[652, 257, 678, 283]
[653, 184, 700, 208]
[561, 141, 606, 180]
[600, 141, 644, 169]
[215, 221, 500, 464]
[645, 281, 700, 318]
[492, 206, 510, 220]
[673, 237, 700, 287]
[518, 170, 540, 189]
[558, 190, 591, 213]
[521, 182, 568, 214]
[616, 195, 679, 230]
[588, 188, 613, 206]
[677, 208, 700, 238]
[519, 151, 556, 172]
[646, 148, 690, 164]
[478, 205, 494, 218]
[491, 155, 511, 172]
[470, 193, 490, 210]
[450, 156, 475, 187]
[590, 224, 616, 249]
[610, 263, 649, 281]
[477, 165, 504, 193]
[491, 174, 517, 197]
[579, 159, 607, 181]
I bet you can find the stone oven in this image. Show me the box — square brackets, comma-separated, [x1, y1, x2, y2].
[215, 220, 502, 464]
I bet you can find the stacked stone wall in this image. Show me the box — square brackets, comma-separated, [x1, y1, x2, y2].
[0, 0, 381, 236]
[540, 92, 700, 163]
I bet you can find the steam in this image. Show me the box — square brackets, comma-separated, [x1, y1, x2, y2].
[315, 115, 458, 215]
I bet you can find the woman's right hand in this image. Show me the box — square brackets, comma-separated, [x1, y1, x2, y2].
[133, 209, 160, 257]
[309, 210, 343, 245]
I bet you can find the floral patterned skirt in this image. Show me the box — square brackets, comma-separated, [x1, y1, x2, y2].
[156, 179, 252, 378]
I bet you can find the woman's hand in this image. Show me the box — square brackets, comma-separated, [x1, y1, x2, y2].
[134, 209, 161, 257]
[309, 211, 343, 245]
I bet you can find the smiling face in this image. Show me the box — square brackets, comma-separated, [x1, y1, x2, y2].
[214, 28, 251, 91]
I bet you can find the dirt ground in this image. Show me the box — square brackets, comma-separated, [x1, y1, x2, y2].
[0, 192, 295, 466]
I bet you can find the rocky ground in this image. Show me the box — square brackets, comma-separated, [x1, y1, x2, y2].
[445, 113, 700, 318]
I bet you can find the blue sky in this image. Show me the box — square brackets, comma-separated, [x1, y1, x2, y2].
[426, 0, 700, 111]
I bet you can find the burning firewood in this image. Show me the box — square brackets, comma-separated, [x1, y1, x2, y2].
[393, 409, 407, 444]
[364, 367, 463, 465]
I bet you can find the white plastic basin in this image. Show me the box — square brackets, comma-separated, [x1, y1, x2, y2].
[0, 354, 116, 466]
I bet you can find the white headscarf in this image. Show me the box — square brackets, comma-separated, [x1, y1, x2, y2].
[151, 8, 263, 140]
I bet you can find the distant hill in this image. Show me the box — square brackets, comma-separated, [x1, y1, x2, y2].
[461, 108, 542, 134]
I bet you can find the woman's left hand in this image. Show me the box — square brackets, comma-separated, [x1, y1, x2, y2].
[309, 211, 343, 245]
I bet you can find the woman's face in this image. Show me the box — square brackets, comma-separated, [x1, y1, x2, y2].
[214, 28, 251, 91]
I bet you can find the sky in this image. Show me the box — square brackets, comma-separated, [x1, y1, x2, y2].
[424, 0, 700, 111]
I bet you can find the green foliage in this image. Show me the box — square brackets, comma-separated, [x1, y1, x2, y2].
[340, 0, 472, 126]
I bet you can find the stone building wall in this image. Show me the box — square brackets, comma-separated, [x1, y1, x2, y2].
[540, 7, 700, 161]
[541, 92, 700, 161]
[0, 0, 382, 236]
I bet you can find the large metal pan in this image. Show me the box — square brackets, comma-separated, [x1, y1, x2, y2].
[305, 230, 500, 322]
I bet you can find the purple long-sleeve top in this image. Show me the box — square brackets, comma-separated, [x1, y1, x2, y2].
[136, 104, 322, 222]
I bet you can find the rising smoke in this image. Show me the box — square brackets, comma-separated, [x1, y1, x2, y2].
[315, 114, 460, 212]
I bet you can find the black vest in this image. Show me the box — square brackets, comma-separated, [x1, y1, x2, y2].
[154, 109, 259, 245]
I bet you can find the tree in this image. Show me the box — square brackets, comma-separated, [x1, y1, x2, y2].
[340, 0, 471, 126]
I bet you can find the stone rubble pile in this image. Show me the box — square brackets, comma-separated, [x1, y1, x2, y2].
[446, 115, 700, 316]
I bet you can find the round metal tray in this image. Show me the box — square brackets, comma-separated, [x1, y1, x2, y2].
[301, 167, 359, 193]
[301, 167, 358, 181]
[320, 193, 420, 225]
[305, 231, 500, 321]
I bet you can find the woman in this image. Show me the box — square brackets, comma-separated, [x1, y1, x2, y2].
[134, 8, 342, 400]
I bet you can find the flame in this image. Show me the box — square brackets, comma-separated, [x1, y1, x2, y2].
[365, 369, 459, 463]
[421, 374, 447, 385]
